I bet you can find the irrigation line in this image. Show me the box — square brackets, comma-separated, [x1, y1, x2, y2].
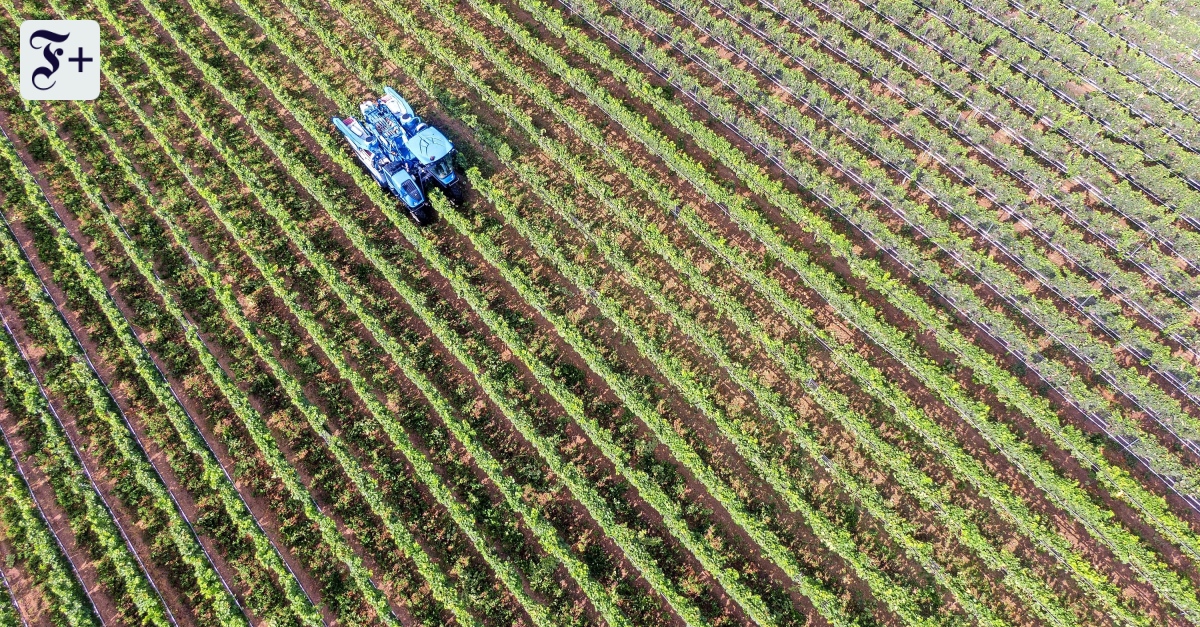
[952, 0, 1200, 154]
[838, 0, 1200, 218]
[0, 328, 107, 627]
[596, 0, 1200, 491]
[576, 0, 1200, 581]
[551, 147, 1087, 623]
[0, 561, 30, 627]
[0, 123, 328, 623]
[648, 0, 1200, 427]
[558, 0, 1200, 542]
[851, 0, 1200, 218]
[703, 0, 1200, 325]
[830, 0, 1200, 265]
[709, 2, 1200, 428]
[0, 306, 179, 627]
[619, 0, 1177, 610]
[104, 203, 329, 520]
[0, 126, 250, 621]
[1011, 0, 1200, 101]
[752, 0, 1200, 290]
[1054, 0, 1200, 89]
[906, 0, 1200, 192]
[0, 314, 185, 627]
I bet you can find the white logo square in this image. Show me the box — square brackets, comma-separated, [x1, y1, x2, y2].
[20, 20, 100, 101]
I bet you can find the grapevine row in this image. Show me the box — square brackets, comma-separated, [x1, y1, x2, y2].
[290, 0, 1032, 619]
[80, 0, 649, 622]
[470, 168, 1040, 625]
[1069, 0, 1200, 82]
[75, 0, 569, 621]
[1009, 0, 1200, 98]
[480, 0, 1200, 614]
[0, 566, 23, 627]
[0, 45, 326, 627]
[435, 0, 1147, 620]
[450, 0, 1200, 591]
[995, 0, 1200, 126]
[706, 0, 1200, 332]
[882, 0, 1200, 203]
[601, 0, 1200, 475]
[843, 0, 1200, 233]
[84, 0, 695, 620]
[422, 1, 1077, 622]
[169, 8, 729, 618]
[391, 0, 1190, 614]
[0, 312, 174, 627]
[933, 0, 1200, 156]
[0, 128, 252, 627]
[0, 52, 434, 627]
[159, 0, 921, 614]
[473, 111, 1126, 623]
[0, 326, 101, 627]
[559, 0, 1200, 528]
[233, 0, 903, 620]
[71, 0, 565, 621]
[801, 0, 1200, 282]
[0, 122, 175, 627]
[1114, 0, 1200, 70]
[676, 0, 1200, 360]
[554, 0, 1200, 512]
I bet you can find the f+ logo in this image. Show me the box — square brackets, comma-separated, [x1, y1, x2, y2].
[20, 21, 100, 101]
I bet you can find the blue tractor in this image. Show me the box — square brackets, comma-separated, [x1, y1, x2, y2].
[333, 87, 461, 224]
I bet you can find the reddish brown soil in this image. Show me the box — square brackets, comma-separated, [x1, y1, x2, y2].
[0, 532, 55, 627]
[6, 0, 1199, 623]
[152, 1, 758, 619]
[0, 409, 124, 626]
[73, 4, 603, 625]
[0, 199, 271, 625]
[439, 1, 1200, 619]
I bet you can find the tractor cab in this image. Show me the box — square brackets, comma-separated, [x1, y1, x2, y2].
[406, 125, 458, 189]
[381, 87, 461, 193]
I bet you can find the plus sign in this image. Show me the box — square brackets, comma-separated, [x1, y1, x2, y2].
[67, 47, 93, 73]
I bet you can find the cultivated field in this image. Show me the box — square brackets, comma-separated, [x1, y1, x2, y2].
[1, 0, 1200, 623]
